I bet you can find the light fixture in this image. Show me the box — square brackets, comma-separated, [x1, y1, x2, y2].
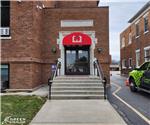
[97, 48, 103, 53]
[36, 5, 42, 10]
[17, 0, 21, 3]
[42, 4, 45, 9]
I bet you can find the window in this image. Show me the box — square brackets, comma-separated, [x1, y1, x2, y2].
[129, 58, 132, 68]
[144, 15, 149, 33]
[144, 46, 150, 62]
[136, 49, 140, 67]
[135, 23, 140, 37]
[121, 37, 125, 48]
[122, 59, 126, 69]
[1, 64, 9, 90]
[140, 62, 149, 70]
[0, 0, 10, 37]
[128, 33, 132, 44]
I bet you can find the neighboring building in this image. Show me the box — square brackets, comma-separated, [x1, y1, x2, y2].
[1, 0, 110, 91]
[110, 64, 120, 71]
[120, 2, 150, 75]
[110, 59, 120, 71]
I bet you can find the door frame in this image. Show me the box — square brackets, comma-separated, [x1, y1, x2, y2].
[65, 46, 90, 75]
[57, 31, 97, 75]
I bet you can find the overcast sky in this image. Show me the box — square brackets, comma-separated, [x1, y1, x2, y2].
[99, 0, 150, 61]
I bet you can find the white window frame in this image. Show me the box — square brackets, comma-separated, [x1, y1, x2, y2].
[135, 49, 140, 67]
[122, 59, 126, 69]
[135, 20, 140, 38]
[143, 12, 149, 34]
[128, 33, 132, 44]
[144, 46, 150, 62]
[128, 58, 132, 69]
[121, 37, 125, 48]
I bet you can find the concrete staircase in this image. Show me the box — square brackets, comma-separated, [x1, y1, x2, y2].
[51, 76, 104, 99]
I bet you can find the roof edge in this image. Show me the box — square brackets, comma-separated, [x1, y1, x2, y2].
[128, 1, 150, 23]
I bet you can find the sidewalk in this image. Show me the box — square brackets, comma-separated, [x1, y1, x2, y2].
[0, 85, 49, 97]
[30, 100, 127, 125]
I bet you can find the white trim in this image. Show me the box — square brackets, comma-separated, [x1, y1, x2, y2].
[135, 19, 140, 24]
[143, 12, 149, 18]
[57, 31, 97, 75]
[131, 6, 150, 24]
[144, 30, 149, 34]
[143, 15, 149, 33]
[122, 59, 126, 69]
[61, 20, 94, 27]
[144, 46, 150, 62]
[1, 64, 8, 68]
[144, 45, 150, 50]
[128, 33, 132, 44]
[135, 22, 140, 38]
[0, 36, 11, 40]
[128, 58, 132, 68]
[135, 49, 140, 67]
[135, 35, 140, 39]
[135, 49, 140, 53]
[121, 37, 125, 48]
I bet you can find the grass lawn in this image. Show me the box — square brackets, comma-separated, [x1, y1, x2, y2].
[1, 95, 46, 125]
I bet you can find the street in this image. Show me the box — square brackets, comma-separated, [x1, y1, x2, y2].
[108, 71, 150, 125]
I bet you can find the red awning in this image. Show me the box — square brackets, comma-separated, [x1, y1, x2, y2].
[62, 32, 92, 46]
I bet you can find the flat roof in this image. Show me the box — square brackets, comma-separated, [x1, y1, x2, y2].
[128, 1, 150, 23]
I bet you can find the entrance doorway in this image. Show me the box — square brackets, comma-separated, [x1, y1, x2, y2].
[65, 46, 90, 75]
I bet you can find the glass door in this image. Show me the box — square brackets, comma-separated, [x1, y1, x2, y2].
[65, 46, 90, 75]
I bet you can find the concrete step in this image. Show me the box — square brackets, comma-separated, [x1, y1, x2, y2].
[51, 89, 103, 91]
[51, 94, 104, 100]
[52, 83, 102, 85]
[51, 91, 104, 95]
[53, 80, 102, 83]
[52, 84, 103, 87]
[54, 78, 100, 81]
[55, 75, 100, 79]
[51, 87, 103, 90]
[51, 76, 104, 100]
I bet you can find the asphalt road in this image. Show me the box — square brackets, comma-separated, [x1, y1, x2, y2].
[108, 71, 150, 125]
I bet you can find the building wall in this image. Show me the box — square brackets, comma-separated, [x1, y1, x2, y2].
[42, 7, 110, 83]
[55, 1, 98, 8]
[1, 1, 110, 90]
[1, 1, 44, 89]
[120, 9, 150, 75]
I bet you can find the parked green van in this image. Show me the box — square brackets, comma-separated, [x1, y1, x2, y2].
[128, 61, 150, 93]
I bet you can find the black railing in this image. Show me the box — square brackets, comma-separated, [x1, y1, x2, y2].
[48, 60, 61, 99]
[93, 59, 107, 99]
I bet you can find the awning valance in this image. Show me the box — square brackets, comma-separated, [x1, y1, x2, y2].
[62, 32, 92, 46]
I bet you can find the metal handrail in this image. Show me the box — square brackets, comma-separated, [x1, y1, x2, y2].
[93, 59, 107, 99]
[48, 60, 61, 99]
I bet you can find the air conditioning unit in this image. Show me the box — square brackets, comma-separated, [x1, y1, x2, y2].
[0, 27, 10, 36]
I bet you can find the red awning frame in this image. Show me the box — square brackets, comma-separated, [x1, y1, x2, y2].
[62, 32, 92, 46]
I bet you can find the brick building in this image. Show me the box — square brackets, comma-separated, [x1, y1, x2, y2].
[120, 2, 150, 75]
[1, 0, 110, 91]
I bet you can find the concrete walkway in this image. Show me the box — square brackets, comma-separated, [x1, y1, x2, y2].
[0, 85, 49, 97]
[30, 100, 127, 125]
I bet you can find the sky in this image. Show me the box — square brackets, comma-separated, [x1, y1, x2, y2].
[99, 0, 150, 61]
